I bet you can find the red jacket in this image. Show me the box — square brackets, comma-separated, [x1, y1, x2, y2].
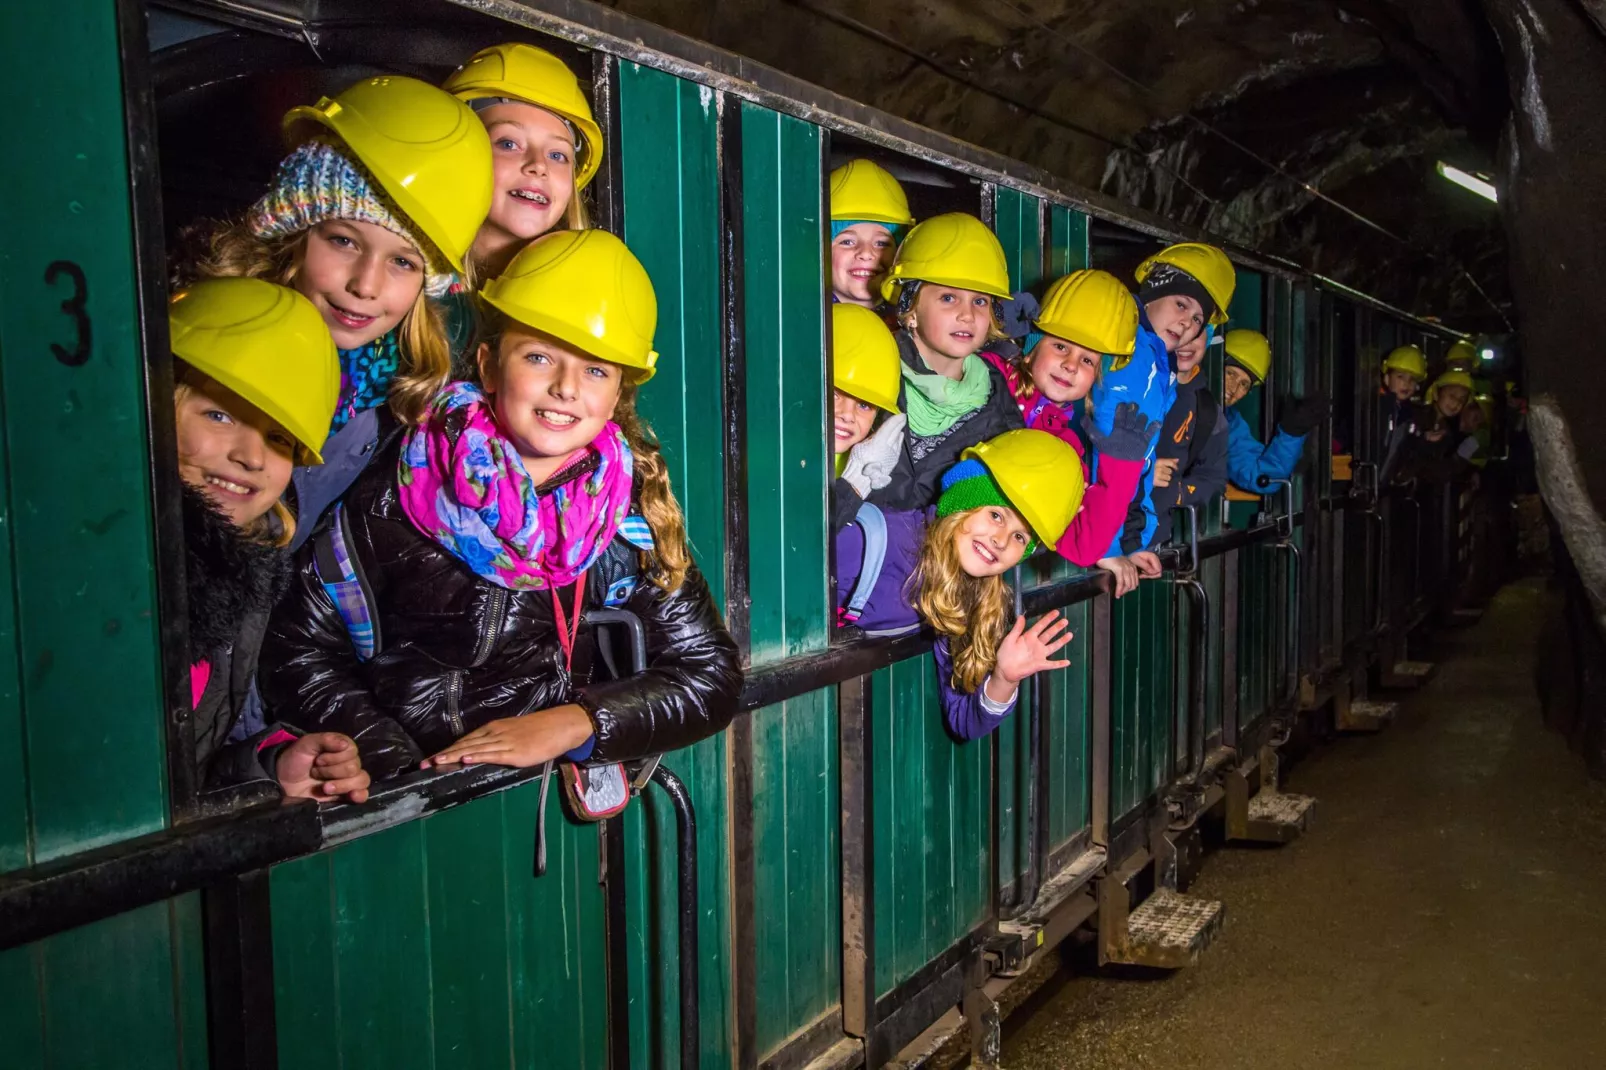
[981, 350, 1143, 567]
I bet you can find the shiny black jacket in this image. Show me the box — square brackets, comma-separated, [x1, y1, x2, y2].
[258, 441, 743, 781]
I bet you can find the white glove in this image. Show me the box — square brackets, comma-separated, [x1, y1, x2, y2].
[841, 413, 906, 498]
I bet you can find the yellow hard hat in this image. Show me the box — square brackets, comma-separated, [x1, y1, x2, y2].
[1135, 242, 1237, 326]
[1033, 269, 1139, 357]
[168, 278, 340, 465]
[481, 230, 659, 383]
[443, 42, 605, 193]
[880, 212, 1011, 303]
[284, 75, 493, 273]
[1444, 339, 1477, 369]
[1427, 369, 1475, 403]
[832, 304, 902, 412]
[1225, 329, 1272, 383]
[829, 159, 916, 226]
[1382, 344, 1428, 380]
[962, 429, 1086, 548]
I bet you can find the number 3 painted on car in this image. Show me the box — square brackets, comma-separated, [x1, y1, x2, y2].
[44, 260, 92, 367]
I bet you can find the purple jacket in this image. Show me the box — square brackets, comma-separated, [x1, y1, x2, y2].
[835, 505, 928, 634]
[933, 637, 1019, 741]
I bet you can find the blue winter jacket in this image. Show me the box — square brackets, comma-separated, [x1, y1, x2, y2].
[1225, 407, 1306, 492]
[1085, 301, 1176, 557]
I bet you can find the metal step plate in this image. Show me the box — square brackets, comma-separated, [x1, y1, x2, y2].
[1382, 659, 1437, 688]
[1340, 698, 1398, 732]
[1243, 791, 1316, 843]
[1115, 890, 1224, 969]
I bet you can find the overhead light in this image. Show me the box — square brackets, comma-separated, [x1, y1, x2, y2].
[1480, 347, 1496, 361]
[1437, 161, 1498, 203]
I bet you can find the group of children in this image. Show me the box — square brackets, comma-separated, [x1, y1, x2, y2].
[823, 161, 1323, 738]
[1376, 340, 1492, 484]
[170, 46, 1325, 805]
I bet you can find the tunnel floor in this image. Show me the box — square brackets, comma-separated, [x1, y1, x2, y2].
[1002, 577, 1606, 1070]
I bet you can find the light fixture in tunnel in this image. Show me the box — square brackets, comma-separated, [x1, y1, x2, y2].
[1481, 348, 1496, 361]
[1436, 161, 1498, 203]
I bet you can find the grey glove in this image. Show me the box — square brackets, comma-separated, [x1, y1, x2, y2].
[1084, 402, 1161, 462]
[998, 290, 1040, 339]
[841, 413, 906, 498]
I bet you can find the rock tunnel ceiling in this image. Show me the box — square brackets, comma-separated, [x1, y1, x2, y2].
[603, 0, 1514, 332]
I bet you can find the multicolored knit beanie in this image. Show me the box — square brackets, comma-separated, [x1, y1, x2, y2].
[936, 458, 1035, 555]
[249, 140, 455, 298]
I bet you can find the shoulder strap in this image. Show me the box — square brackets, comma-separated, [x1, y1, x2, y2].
[839, 501, 890, 625]
[1188, 391, 1219, 470]
[312, 502, 380, 662]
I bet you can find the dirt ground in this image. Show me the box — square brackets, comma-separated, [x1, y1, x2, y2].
[1003, 578, 1606, 1070]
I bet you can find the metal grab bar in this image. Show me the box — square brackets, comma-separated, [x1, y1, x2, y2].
[1258, 480, 1304, 705]
[648, 764, 701, 1070]
[1177, 576, 1210, 784]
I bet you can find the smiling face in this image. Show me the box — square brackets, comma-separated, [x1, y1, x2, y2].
[294, 219, 425, 349]
[175, 375, 297, 529]
[1435, 384, 1471, 419]
[478, 323, 624, 484]
[1174, 332, 1207, 376]
[478, 102, 577, 250]
[907, 285, 994, 373]
[1028, 335, 1101, 404]
[830, 223, 897, 306]
[952, 504, 1032, 577]
[1385, 369, 1420, 401]
[1224, 364, 1254, 407]
[833, 388, 878, 454]
[1144, 294, 1205, 353]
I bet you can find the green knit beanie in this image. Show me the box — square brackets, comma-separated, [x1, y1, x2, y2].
[936, 458, 1035, 555]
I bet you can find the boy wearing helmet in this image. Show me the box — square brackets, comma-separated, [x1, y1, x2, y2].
[1378, 344, 1427, 484]
[828, 159, 914, 311]
[1222, 329, 1326, 492]
[169, 277, 371, 804]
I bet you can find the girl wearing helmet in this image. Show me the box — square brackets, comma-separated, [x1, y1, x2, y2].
[444, 43, 604, 282]
[864, 213, 1026, 513]
[260, 231, 741, 781]
[981, 270, 1162, 580]
[168, 277, 371, 805]
[184, 75, 495, 546]
[1222, 330, 1326, 493]
[828, 159, 914, 311]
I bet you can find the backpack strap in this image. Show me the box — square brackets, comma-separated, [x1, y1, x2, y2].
[311, 502, 380, 662]
[838, 500, 890, 626]
[1187, 390, 1219, 473]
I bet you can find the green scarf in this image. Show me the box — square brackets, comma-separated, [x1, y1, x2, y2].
[901, 354, 992, 437]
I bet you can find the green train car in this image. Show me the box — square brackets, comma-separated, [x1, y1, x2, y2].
[0, 1, 1488, 1068]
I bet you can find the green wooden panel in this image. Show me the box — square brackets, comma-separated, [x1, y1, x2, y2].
[750, 690, 840, 1053]
[0, 0, 168, 865]
[741, 101, 828, 665]
[993, 187, 1043, 294]
[616, 61, 735, 1070]
[871, 655, 990, 997]
[618, 61, 726, 610]
[1042, 595, 1093, 849]
[272, 786, 609, 1069]
[1046, 205, 1090, 278]
[1111, 583, 1142, 819]
[0, 895, 207, 1070]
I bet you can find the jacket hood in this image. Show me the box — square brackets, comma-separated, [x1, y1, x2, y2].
[183, 484, 292, 663]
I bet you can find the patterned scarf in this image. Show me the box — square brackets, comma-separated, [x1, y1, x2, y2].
[397, 382, 634, 590]
[331, 332, 402, 431]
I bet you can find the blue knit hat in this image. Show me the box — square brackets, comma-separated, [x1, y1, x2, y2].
[832, 219, 906, 242]
[250, 140, 455, 298]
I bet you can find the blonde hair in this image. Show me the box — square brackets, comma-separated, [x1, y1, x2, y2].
[182, 217, 451, 426]
[912, 510, 1012, 693]
[479, 306, 693, 594]
[895, 281, 1009, 345]
[173, 369, 296, 548]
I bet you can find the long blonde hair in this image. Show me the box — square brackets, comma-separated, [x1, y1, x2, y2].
[182, 217, 451, 426]
[173, 367, 296, 548]
[479, 306, 693, 594]
[912, 510, 1012, 693]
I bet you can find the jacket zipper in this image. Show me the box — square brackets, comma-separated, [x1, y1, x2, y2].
[445, 587, 509, 738]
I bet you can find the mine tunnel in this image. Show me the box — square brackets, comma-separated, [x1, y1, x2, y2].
[0, 0, 1602, 1068]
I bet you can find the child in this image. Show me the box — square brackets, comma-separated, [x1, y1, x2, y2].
[865, 212, 1025, 512]
[1124, 326, 1229, 551]
[169, 276, 370, 803]
[833, 430, 1081, 738]
[187, 74, 494, 544]
[1443, 339, 1478, 373]
[259, 230, 742, 781]
[830, 303, 907, 532]
[1222, 329, 1326, 492]
[979, 269, 1161, 571]
[1378, 344, 1427, 483]
[445, 42, 602, 281]
[1089, 243, 1236, 578]
[828, 159, 915, 310]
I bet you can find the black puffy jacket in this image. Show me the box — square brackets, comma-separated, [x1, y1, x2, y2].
[258, 441, 743, 781]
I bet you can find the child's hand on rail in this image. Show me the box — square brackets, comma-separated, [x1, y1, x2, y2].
[423, 705, 594, 769]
